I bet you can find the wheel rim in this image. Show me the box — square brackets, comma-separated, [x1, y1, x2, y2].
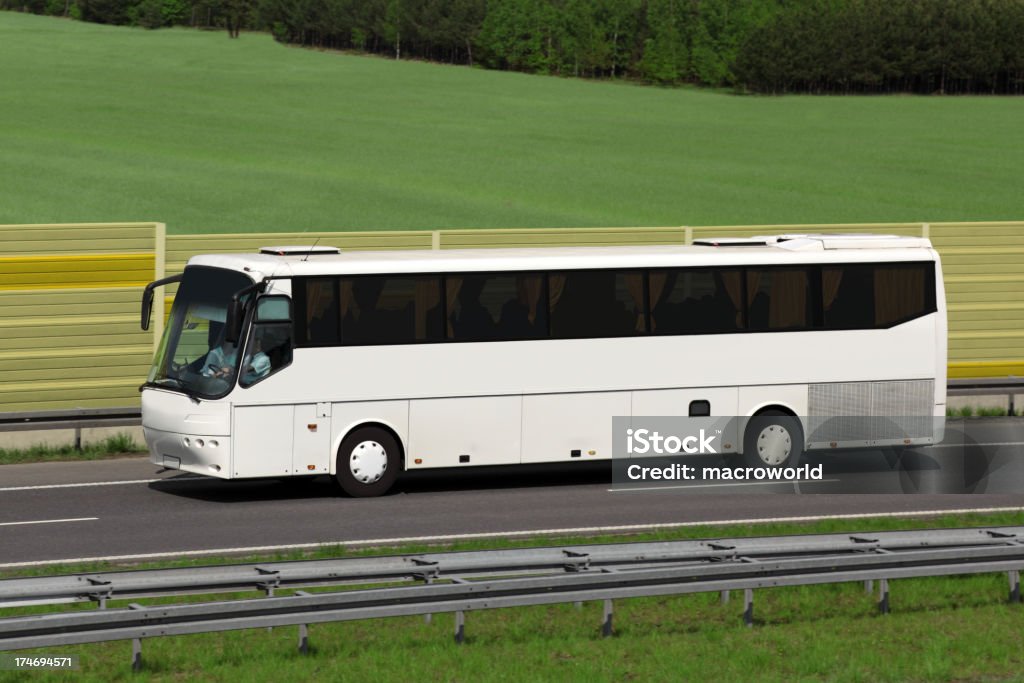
[349, 440, 388, 484]
[756, 424, 792, 466]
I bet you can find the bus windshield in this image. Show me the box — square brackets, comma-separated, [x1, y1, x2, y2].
[146, 266, 255, 399]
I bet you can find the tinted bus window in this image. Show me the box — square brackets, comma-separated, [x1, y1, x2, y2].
[297, 277, 340, 346]
[649, 269, 744, 334]
[873, 263, 934, 327]
[747, 267, 813, 331]
[549, 271, 645, 339]
[822, 265, 874, 329]
[447, 273, 546, 341]
[340, 276, 442, 345]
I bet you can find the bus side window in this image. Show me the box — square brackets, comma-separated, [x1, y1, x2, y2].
[746, 267, 812, 331]
[549, 270, 643, 339]
[446, 273, 546, 342]
[341, 276, 442, 345]
[873, 263, 933, 327]
[649, 269, 743, 335]
[302, 278, 339, 346]
[823, 265, 873, 329]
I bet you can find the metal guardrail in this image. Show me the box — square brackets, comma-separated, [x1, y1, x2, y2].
[0, 408, 142, 452]
[1, 529, 1022, 670]
[947, 378, 1024, 414]
[1, 378, 1023, 439]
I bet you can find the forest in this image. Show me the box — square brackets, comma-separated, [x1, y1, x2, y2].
[6, 0, 1024, 93]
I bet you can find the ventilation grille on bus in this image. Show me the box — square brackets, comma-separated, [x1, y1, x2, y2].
[807, 380, 934, 442]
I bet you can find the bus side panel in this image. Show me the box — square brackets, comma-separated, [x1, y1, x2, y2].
[408, 396, 522, 468]
[631, 387, 739, 418]
[521, 392, 631, 463]
[233, 405, 295, 478]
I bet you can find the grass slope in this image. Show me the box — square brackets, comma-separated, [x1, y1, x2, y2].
[2, 12, 1023, 234]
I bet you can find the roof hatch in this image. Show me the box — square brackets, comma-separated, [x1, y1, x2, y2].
[259, 245, 341, 256]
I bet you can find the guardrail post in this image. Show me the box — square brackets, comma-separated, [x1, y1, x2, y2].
[743, 589, 754, 626]
[720, 590, 729, 604]
[454, 611, 465, 644]
[601, 599, 613, 637]
[298, 624, 309, 654]
[1009, 570, 1021, 603]
[878, 579, 890, 614]
[424, 577, 434, 624]
[864, 580, 874, 594]
[131, 638, 142, 672]
[574, 601, 582, 610]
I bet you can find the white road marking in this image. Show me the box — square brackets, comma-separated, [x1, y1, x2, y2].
[609, 479, 840, 492]
[0, 517, 98, 527]
[3, 506, 1023, 568]
[0, 477, 202, 492]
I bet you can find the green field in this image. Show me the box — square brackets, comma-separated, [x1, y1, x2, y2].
[2, 12, 1023, 234]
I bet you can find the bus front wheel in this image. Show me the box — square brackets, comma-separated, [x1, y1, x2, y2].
[335, 427, 400, 497]
[743, 411, 804, 469]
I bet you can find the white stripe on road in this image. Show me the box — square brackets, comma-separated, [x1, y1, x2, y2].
[0, 477, 201, 492]
[609, 479, 840, 492]
[0, 517, 98, 527]
[2, 506, 1023, 568]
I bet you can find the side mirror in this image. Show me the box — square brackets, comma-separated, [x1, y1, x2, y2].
[225, 300, 244, 343]
[140, 273, 182, 331]
[141, 289, 154, 331]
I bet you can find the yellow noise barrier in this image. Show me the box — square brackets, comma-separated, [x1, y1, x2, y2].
[0, 253, 156, 291]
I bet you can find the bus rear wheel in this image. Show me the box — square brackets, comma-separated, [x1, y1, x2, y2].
[743, 411, 804, 469]
[335, 427, 400, 497]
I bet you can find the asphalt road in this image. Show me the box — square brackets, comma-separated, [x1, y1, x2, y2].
[2, 418, 1023, 567]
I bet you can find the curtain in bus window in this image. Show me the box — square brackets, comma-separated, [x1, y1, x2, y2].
[501, 274, 545, 338]
[768, 269, 809, 329]
[874, 265, 926, 327]
[648, 271, 669, 332]
[747, 268, 809, 330]
[822, 268, 843, 310]
[445, 277, 464, 338]
[518, 275, 543, 325]
[303, 278, 339, 345]
[548, 274, 566, 312]
[717, 270, 747, 330]
[414, 279, 439, 340]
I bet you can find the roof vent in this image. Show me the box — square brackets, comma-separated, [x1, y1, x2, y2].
[259, 245, 341, 256]
[692, 237, 771, 247]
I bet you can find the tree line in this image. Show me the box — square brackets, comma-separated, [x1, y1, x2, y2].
[6, 0, 1024, 94]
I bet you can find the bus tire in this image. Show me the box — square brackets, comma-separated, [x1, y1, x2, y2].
[743, 410, 803, 469]
[335, 427, 400, 497]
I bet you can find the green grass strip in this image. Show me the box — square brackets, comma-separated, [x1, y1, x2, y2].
[2, 512, 1023, 681]
[0, 433, 145, 466]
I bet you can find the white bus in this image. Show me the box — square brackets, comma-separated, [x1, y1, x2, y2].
[140, 234, 946, 496]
